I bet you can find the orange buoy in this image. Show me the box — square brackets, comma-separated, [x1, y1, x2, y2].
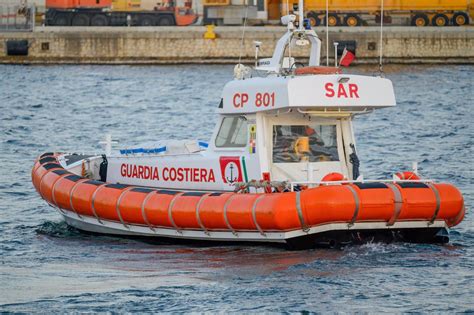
[321, 172, 345, 182]
[395, 171, 420, 180]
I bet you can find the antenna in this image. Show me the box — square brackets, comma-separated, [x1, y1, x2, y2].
[333, 42, 339, 67]
[254, 41, 261, 68]
[325, 0, 329, 66]
[99, 134, 118, 156]
[298, 0, 304, 30]
[237, 0, 249, 66]
[379, 0, 384, 74]
[287, 0, 291, 63]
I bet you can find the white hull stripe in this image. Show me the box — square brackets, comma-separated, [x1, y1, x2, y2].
[57, 208, 447, 243]
[195, 193, 210, 235]
[345, 185, 360, 227]
[386, 183, 403, 226]
[168, 192, 184, 233]
[295, 191, 308, 232]
[223, 194, 239, 236]
[141, 190, 156, 231]
[91, 183, 106, 224]
[116, 187, 134, 229]
[427, 183, 441, 224]
[252, 194, 266, 236]
[51, 174, 70, 214]
[69, 179, 88, 219]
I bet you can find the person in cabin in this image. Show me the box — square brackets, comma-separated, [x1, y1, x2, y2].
[273, 125, 337, 163]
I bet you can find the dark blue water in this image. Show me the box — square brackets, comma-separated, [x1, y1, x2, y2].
[1, 64, 473, 312]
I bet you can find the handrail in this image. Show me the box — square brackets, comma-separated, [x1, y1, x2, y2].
[296, 108, 373, 116]
[290, 179, 433, 191]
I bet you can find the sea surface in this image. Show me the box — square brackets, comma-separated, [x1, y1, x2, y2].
[0, 64, 473, 312]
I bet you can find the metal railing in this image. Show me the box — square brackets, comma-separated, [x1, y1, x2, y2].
[289, 178, 433, 191]
[0, 4, 35, 31]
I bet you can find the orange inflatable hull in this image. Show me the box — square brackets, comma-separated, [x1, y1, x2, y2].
[32, 153, 465, 247]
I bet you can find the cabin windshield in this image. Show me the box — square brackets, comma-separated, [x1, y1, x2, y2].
[215, 116, 248, 148]
[272, 124, 339, 163]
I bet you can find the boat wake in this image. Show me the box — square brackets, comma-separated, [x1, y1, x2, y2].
[35, 220, 84, 238]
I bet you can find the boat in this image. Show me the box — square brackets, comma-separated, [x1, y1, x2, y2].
[31, 3, 465, 249]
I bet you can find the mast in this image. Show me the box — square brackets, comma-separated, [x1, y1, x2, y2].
[253, 0, 322, 73]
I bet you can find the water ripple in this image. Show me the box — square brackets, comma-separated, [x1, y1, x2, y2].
[0, 64, 473, 312]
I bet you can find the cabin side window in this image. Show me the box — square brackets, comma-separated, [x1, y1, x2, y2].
[215, 116, 248, 148]
[273, 124, 339, 163]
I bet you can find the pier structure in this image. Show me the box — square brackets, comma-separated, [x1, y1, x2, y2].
[1, 26, 473, 64]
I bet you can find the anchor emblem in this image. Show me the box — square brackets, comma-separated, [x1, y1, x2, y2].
[224, 162, 239, 183]
[219, 157, 243, 184]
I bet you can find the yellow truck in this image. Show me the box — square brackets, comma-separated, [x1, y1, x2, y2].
[294, 0, 473, 27]
[203, 0, 473, 26]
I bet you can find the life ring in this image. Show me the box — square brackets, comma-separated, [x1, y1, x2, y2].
[295, 66, 342, 76]
[395, 171, 420, 180]
[321, 172, 345, 182]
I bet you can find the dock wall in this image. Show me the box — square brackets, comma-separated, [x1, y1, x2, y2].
[1, 26, 473, 64]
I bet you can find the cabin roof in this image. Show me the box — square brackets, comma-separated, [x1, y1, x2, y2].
[219, 74, 396, 114]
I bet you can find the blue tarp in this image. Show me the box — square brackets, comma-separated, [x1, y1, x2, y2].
[120, 146, 167, 155]
[119, 141, 208, 155]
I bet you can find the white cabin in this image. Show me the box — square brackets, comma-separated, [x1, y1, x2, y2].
[74, 14, 396, 193]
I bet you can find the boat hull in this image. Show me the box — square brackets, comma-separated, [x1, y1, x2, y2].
[33, 153, 465, 248]
[58, 206, 449, 247]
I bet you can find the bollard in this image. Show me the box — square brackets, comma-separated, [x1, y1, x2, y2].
[204, 25, 216, 39]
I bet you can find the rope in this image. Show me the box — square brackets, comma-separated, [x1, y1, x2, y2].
[237, 0, 249, 66]
[379, 0, 384, 74]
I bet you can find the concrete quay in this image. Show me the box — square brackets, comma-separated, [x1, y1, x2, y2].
[1, 26, 473, 64]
